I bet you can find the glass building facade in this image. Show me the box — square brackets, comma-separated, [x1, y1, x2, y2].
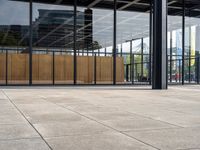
[0, 0, 200, 89]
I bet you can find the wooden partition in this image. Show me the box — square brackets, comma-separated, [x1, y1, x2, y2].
[96, 57, 113, 84]
[116, 57, 124, 83]
[54, 55, 73, 84]
[32, 54, 53, 84]
[7, 54, 29, 84]
[0, 54, 6, 84]
[0, 53, 124, 84]
[77, 56, 94, 84]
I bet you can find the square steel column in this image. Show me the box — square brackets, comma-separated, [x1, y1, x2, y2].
[113, 0, 117, 85]
[149, 0, 153, 85]
[29, 0, 33, 85]
[152, 0, 168, 89]
[73, 0, 77, 85]
[182, 0, 185, 85]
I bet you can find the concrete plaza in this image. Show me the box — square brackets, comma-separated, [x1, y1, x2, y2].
[0, 85, 200, 150]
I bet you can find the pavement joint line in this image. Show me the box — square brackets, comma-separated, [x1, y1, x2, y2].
[177, 148, 200, 150]
[1, 90, 53, 150]
[41, 131, 112, 139]
[0, 137, 41, 142]
[81, 102, 184, 128]
[125, 111, 184, 128]
[41, 97, 161, 150]
[118, 127, 182, 133]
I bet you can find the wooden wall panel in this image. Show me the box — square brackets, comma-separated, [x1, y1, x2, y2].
[65, 55, 73, 82]
[0, 54, 6, 83]
[88, 56, 94, 83]
[0, 53, 124, 84]
[32, 54, 39, 81]
[77, 56, 89, 83]
[32, 54, 52, 83]
[54, 55, 73, 83]
[54, 55, 65, 81]
[116, 57, 124, 82]
[96, 57, 101, 82]
[38, 54, 52, 81]
[8, 54, 29, 84]
[100, 57, 113, 82]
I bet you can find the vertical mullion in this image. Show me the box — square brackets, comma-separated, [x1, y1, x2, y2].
[189, 26, 191, 83]
[6, 50, 8, 85]
[113, 0, 117, 85]
[130, 41, 133, 83]
[29, 0, 33, 85]
[149, 0, 153, 85]
[132, 54, 134, 84]
[94, 54, 97, 85]
[73, 0, 77, 85]
[52, 51, 55, 85]
[170, 31, 173, 83]
[141, 38, 144, 78]
[182, 0, 185, 85]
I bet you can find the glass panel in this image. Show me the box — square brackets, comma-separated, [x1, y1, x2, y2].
[77, 4, 113, 84]
[168, 1, 183, 84]
[117, 2, 150, 85]
[185, 7, 200, 83]
[32, 3, 74, 84]
[0, 0, 29, 84]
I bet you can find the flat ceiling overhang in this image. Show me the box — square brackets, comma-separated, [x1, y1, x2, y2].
[13, 0, 200, 16]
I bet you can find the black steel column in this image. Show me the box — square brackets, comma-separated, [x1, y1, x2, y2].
[149, 0, 153, 85]
[126, 65, 129, 82]
[182, 0, 185, 85]
[113, 0, 117, 85]
[196, 52, 200, 84]
[129, 40, 133, 83]
[94, 54, 97, 84]
[170, 31, 173, 82]
[132, 54, 135, 84]
[105, 48, 107, 56]
[52, 51, 55, 85]
[152, 0, 168, 89]
[189, 26, 191, 83]
[179, 59, 181, 83]
[120, 44, 123, 57]
[141, 38, 144, 78]
[6, 50, 8, 85]
[73, 0, 77, 85]
[29, 0, 33, 85]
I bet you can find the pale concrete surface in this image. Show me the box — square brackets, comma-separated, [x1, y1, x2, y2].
[0, 85, 200, 150]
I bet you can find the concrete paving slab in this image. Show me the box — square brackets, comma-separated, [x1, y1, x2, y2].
[83, 111, 138, 121]
[45, 131, 157, 150]
[0, 138, 50, 150]
[16, 104, 69, 115]
[0, 124, 39, 140]
[0, 114, 27, 125]
[26, 112, 87, 124]
[33, 120, 111, 138]
[124, 127, 200, 150]
[0, 85, 200, 150]
[100, 117, 178, 132]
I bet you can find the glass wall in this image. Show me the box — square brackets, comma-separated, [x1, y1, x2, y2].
[184, 7, 200, 83]
[0, 0, 29, 85]
[77, 3, 114, 84]
[116, 2, 150, 84]
[0, 0, 199, 86]
[32, 3, 74, 84]
[168, 1, 183, 84]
